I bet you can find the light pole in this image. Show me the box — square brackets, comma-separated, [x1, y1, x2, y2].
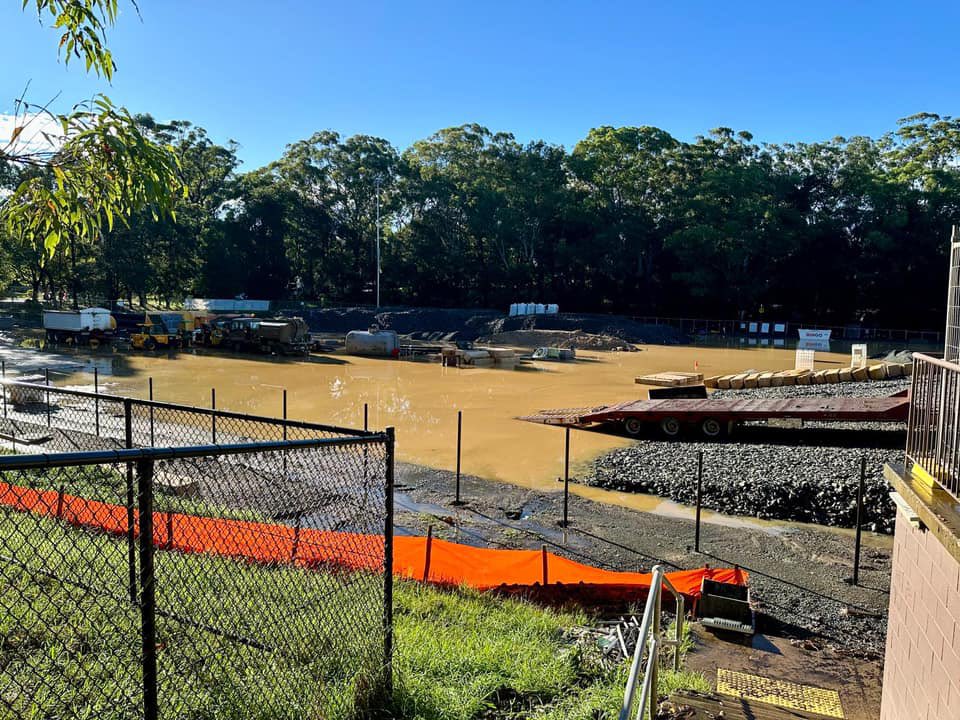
[375, 177, 381, 308]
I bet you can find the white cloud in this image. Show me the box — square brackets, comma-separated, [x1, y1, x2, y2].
[0, 112, 66, 160]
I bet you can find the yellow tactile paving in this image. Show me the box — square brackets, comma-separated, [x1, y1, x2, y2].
[717, 669, 845, 718]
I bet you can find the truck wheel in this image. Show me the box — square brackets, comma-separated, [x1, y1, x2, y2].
[89, 338, 101, 350]
[623, 418, 645, 436]
[144, 338, 156, 351]
[659, 417, 682, 438]
[700, 417, 723, 439]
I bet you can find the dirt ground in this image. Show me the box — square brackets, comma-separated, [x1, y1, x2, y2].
[394, 462, 890, 718]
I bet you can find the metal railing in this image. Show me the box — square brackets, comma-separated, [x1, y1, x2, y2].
[906, 353, 960, 501]
[618, 565, 685, 720]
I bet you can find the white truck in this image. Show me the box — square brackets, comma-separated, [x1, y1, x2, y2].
[43, 307, 116, 347]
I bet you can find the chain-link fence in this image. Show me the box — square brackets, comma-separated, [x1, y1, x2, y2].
[0, 432, 394, 718]
[0, 378, 371, 455]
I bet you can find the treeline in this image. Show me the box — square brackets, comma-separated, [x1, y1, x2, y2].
[3, 113, 959, 328]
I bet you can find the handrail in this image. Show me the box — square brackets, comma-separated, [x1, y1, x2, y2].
[904, 354, 960, 502]
[618, 564, 686, 720]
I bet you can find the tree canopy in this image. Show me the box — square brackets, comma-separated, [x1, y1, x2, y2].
[3, 113, 959, 329]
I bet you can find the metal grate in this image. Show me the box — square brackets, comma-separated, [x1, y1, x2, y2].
[716, 669, 844, 718]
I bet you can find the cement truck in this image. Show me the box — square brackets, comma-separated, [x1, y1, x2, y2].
[208, 316, 311, 355]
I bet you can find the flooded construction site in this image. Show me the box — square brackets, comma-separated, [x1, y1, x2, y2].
[3, 336, 885, 521]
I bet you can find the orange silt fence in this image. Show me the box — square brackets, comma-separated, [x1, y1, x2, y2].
[0, 481, 747, 601]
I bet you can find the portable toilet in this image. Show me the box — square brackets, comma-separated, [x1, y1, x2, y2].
[509, 303, 519, 317]
[535, 303, 546, 314]
[546, 304, 559, 314]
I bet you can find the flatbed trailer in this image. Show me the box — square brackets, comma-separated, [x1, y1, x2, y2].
[518, 393, 910, 439]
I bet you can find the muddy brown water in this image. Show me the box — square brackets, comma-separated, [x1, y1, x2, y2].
[41, 343, 859, 530]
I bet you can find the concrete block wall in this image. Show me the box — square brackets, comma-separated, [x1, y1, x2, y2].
[881, 510, 960, 719]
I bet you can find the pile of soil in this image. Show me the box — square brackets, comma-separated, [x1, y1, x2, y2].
[285, 305, 686, 344]
[476, 329, 638, 351]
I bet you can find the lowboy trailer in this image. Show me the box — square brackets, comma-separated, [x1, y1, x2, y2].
[518, 392, 910, 440]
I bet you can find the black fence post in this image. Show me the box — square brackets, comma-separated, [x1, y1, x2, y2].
[853, 457, 866, 586]
[695, 450, 704, 553]
[364, 402, 369, 432]
[282, 389, 288, 476]
[44, 368, 51, 427]
[211, 388, 217, 444]
[136, 458, 159, 720]
[93, 368, 100, 437]
[562, 426, 571, 527]
[124, 398, 137, 604]
[454, 410, 463, 505]
[2, 359, 6, 418]
[383, 426, 395, 698]
[148, 377, 154, 447]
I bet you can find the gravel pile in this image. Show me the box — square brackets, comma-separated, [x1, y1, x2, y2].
[585, 379, 911, 533]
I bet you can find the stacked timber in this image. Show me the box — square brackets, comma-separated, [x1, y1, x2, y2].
[634, 371, 704, 387]
[703, 361, 912, 390]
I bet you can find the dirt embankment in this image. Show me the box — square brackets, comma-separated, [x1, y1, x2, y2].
[476, 329, 638, 351]
[283, 306, 686, 344]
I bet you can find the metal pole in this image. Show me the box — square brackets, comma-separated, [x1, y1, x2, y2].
[454, 410, 462, 505]
[93, 367, 100, 437]
[383, 426, 395, 696]
[211, 388, 217, 443]
[541, 545, 549, 585]
[44, 368, 51, 427]
[853, 457, 866, 586]
[136, 458, 159, 720]
[649, 575, 662, 720]
[2, 359, 6, 418]
[695, 451, 704, 553]
[148, 377, 154, 447]
[376, 178, 381, 308]
[364, 402, 369, 431]
[562, 426, 570, 527]
[124, 398, 136, 604]
[423, 524, 434, 582]
[282, 389, 288, 476]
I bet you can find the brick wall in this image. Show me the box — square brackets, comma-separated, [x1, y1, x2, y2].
[881, 508, 960, 720]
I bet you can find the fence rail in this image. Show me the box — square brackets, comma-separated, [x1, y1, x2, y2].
[0, 382, 394, 720]
[906, 353, 960, 502]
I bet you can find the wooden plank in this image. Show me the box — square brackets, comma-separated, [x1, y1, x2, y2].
[838, 367, 853, 382]
[717, 375, 733, 390]
[757, 371, 775, 388]
[704, 375, 721, 389]
[867, 364, 888, 380]
[671, 691, 841, 720]
[824, 368, 841, 384]
[744, 373, 761, 389]
[851, 365, 870, 382]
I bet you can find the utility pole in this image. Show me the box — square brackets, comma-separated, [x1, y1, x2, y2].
[375, 177, 381, 308]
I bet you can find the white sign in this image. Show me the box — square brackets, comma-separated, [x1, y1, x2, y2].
[795, 348, 816, 371]
[798, 328, 832, 341]
[851, 344, 868, 369]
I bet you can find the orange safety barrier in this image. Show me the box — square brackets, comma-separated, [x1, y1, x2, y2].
[0, 481, 747, 600]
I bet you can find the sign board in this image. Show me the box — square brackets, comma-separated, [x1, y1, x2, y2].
[851, 344, 868, 369]
[795, 348, 816, 371]
[798, 328, 832, 341]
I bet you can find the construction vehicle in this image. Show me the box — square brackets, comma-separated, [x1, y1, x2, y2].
[209, 316, 311, 355]
[130, 313, 184, 351]
[43, 308, 117, 348]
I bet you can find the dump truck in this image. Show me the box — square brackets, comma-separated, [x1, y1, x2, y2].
[209, 316, 310, 354]
[43, 308, 116, 348]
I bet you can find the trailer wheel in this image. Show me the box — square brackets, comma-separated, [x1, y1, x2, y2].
[659, 417, 682, 438]
[700, 417, 723, 439]
[144, 337, 156, 351]
[623, 418, 645, 436]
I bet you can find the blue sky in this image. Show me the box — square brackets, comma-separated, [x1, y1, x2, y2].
[3, 0, 960, 169]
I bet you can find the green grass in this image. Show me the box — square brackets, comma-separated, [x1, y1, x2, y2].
[0, 477, 708, 719]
